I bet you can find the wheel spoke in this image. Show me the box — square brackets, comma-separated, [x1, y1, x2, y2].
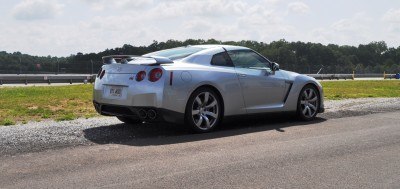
[205, 100, 217, 108]
[300, 100, 306, 105]
[192, 110, 200, 115]
[308, 104, 317, 111]
[302, 106, 308, 115]
[195, 97, 202, 106]
[307, 107, 312, 117]
[195, 116, 203, 127]
[303, 91, 309, 99]
[203, 115, 211, 128]
[203, 92, 209, 105]
[204, 111, 217, 118]
[309, 96, 318, 102]
[308, 90, 313, 100]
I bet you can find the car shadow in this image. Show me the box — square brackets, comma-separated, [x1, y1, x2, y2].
[83, 113, 327, 146]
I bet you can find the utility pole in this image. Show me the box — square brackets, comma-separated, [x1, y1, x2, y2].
[317, 65, 324, 74]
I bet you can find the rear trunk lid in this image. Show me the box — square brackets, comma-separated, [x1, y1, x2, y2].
[98, 55, 172, 86]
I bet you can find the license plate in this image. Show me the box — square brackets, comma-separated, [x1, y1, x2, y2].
[109, 86, 123, 97]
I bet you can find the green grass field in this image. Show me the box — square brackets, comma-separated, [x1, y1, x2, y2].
[321, 80, 400, 99]
[0, 80, 399, 125]
[0, 85, 96, 126]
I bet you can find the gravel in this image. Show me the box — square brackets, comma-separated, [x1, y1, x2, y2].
[321, 98, 400, 119]
[1, 97, 400, 156]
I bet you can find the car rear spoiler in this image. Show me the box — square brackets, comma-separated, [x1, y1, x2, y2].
[102, 55, 174, 65]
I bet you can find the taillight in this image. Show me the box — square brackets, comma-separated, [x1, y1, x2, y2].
[136, 71, 146, 82]
[149, 68, 163, 82]
[97, 68, 103, 78]
[99, 70, 105, 79]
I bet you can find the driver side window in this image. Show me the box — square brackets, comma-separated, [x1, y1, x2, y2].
[228, 50, 270, 70]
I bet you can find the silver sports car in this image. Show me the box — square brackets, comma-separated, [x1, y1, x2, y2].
[93, 45, 324, 133]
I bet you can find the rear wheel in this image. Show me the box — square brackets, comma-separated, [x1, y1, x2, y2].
[297, 85, 320, 121]
[116, 116, 142, 124]
[185, 88, 222, 133]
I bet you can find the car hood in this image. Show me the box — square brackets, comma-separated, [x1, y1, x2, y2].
[280, 70, 316, 82]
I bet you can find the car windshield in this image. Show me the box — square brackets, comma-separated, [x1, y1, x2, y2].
[143, 46, 205, 60]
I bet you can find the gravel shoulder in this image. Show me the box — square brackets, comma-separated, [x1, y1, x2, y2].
[1, 98, 399, 157]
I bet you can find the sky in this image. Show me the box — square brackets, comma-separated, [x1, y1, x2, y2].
[0, 0, 400, 56]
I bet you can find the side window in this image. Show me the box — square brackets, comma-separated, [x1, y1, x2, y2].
[228, 50, 270, 70]
[211, 52, 233, 67]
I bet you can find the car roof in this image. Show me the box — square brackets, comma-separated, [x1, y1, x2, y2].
[192, 44, 249, 51]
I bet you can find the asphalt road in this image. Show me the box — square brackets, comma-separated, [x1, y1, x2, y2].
[1, 111, 399, 188]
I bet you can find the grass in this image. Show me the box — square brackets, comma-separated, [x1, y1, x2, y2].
[0, 84, 97, 126]
[0, 80, 399, 126]
[1, 118, 15, 126]
[321, 80, 400, 100]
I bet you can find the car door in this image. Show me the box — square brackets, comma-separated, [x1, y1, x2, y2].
[228, 50, 287, 113]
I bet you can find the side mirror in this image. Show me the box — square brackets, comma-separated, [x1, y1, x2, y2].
[272, 62, 280, 71]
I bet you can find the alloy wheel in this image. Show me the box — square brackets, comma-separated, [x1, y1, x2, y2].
[300, 87, 319, 118]
[191, 92, 219, 130]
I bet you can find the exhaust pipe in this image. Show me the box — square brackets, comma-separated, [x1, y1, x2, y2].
[147, 109, 157, 120]
[138, 109, 147, 119]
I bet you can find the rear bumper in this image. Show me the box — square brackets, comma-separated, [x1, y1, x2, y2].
[93, 101, 184, 124]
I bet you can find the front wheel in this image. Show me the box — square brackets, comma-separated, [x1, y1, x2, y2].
[185, 88, 222, 133]
[116, 116, 142, 125]
[297, 85, 320, 121]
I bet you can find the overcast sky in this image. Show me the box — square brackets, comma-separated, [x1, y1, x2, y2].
[1, 0, 400, 56]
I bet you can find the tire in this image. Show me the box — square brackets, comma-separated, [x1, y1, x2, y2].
[116, 116, 142, 124]
[185, 87, 223, 133]
[297, 85, 320, 121]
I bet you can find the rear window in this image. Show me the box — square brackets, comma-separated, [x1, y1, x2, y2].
[211, 52, 233, 67]
[144, 46, 205, 60]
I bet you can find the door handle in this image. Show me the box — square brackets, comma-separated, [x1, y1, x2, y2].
[238, 74, 247, 78]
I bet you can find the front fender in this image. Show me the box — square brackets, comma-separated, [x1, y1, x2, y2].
[284, 74, 324, 112]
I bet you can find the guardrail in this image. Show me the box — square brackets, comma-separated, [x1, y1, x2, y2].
[307, 73, 398, 80]
[383, 73, 397, 79]
[307, 74, 354, 80]
[0, 74, 96, 85]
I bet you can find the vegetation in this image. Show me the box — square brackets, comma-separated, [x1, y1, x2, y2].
[0, 80, 399, 126]
[0, 84, 96, 126]
[1, 39, 400, 74]
[322, 80, 400, 99]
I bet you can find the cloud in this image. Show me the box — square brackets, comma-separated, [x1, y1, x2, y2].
[382, 8, 400, 34]
[2, 0, 298, 56]
[114, 0, 154, 9]
[288, 1, 309, 14]
[142, 0, 249, 19]
[12, 0, 64, 21]
[264, 0, 284, 5]
[307, 13, 374, 46]
[382, 8, 400, 23]
[331, 13, 370, 32]
[81, 0, 154, 11]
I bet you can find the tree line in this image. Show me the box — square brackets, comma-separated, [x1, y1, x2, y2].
[1, 39, 399, 74]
